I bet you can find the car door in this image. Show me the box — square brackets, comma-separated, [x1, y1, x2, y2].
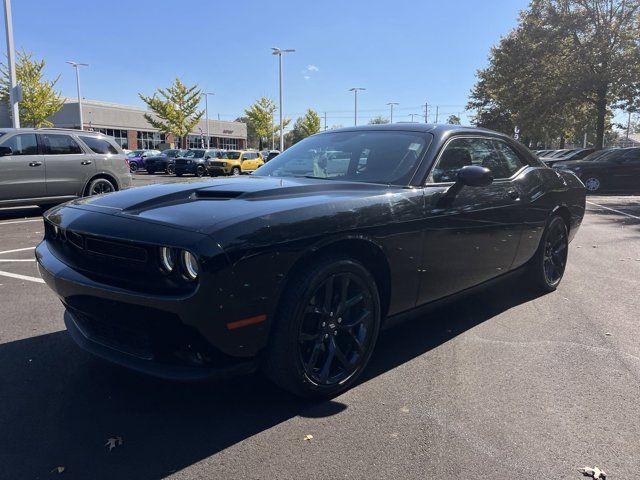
[41, 133, 96, 197]
[0, 132, 45, 202]
[417, 136, 526, 305]
[241, 152, 253, 171]
[617, 149, 640, 189]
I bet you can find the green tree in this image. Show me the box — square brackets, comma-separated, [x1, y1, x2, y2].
[468, 0, 640, 149]
[368, 116, 389, 125]
[243, 97, 290, 148]
[0, 50, 64, 127]
[446, 114, 461, 125]
[139, 78, 203, 148]
[291, 109, 321, 144]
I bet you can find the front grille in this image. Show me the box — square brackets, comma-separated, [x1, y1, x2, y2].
[209, 161, 226, 167]
[84, 236, 148, 262]
[175, 159, 188, 166]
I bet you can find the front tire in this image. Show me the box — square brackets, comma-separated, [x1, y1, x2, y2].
[166, 164, 175, 175]
[195, 165, 206, 177]
[231, 166, 241, 176]
[527, 215, 568, 292]
[129, 162, 138, 173]
[264, 256, 381, 398]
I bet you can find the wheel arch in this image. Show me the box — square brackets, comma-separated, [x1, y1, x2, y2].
[551, 205, 572, 234]
[83, 172, 120, 196]
[278, 236, 392, 319]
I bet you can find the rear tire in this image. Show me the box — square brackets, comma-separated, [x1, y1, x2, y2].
[166, 164, 175, 175]
[231, 166, 241, 176]
[582, 175, 602, 193]
[129, 162, 138, 173]
[86, 177, 116, 196]
[195, 165, 206, 177]
[264, 256, 381, 398]
[527, 215, 568, 292]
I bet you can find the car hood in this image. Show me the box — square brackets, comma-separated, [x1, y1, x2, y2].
[64, 176, 398, 235]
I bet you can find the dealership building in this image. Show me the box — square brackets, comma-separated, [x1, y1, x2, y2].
[0, 98, 247, 150]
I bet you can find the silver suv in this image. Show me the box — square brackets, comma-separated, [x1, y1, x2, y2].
[0, 128, 131, 208]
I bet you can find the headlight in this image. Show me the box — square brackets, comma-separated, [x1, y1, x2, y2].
[181, 251, 199, 280]
[159, 247, 176, 272]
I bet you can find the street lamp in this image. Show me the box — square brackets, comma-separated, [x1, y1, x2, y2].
[202, 92, 214, 148]
[349, 87, 366, 125]
[272, 47, 295, 151]
[386, 102, 399, 123]
[66, 61, 89, 130]
[3, 0, 19, 128]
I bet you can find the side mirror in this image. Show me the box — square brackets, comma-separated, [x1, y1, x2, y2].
[438, 165, 493, 207]
[0, 146, 12, 156]
[457, 165, 493, 187]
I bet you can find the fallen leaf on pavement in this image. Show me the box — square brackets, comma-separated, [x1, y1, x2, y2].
[50, 466, 65, 474]
[105, 436, 123, 451]
[578, 466, 607, 479]
[304, 434, 313, 441]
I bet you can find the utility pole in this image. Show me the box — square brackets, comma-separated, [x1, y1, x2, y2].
[424, 101, 429, 123]
[202, 92, 214, 149]
[324, 111, 327, 130]
[272, 47, 295, 151]
[435, 106, 439, 123]
[4, 0, 19, 128]
[67, 61, 89, 130]
[386, 102, 398, 123]
[349, 87, 366, 125]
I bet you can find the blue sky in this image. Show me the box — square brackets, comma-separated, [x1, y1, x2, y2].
[5, 0, 529, 128]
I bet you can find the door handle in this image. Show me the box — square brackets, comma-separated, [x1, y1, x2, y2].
[81, 160, 92, 165]
[507, 188, 520, 200]
[28, 161, 42, 167]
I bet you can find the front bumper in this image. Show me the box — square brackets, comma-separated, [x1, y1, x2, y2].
[207, 165, 232, 175]
[174, 163, 197, 174]
[36, 228, 267, 380]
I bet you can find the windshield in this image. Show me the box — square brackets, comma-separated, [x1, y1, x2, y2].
[222, 151, 241, 160]
[184, 150, 205, 158]
[164, 149, 182, 157]
[127, 150, 145, 157]
[254, 131, 430, 185]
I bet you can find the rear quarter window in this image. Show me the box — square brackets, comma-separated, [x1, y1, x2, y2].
[79, 136, 119, 155]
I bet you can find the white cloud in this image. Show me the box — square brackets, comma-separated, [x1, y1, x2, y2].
[303, 75, 311, 80]
[306, 65, 319, 72]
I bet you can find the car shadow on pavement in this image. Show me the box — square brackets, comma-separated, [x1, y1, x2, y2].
[0, 273, 542, 479]
[0, 206, 45, 221]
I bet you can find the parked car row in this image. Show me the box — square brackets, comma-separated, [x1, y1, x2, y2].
[127, 148, 280, 177]
[534, 148, 596, 166]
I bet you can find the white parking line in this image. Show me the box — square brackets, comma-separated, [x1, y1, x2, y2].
[0, 259, 35, 262]
[0, 218, 42, 225]
[0, 270, 44, 283]
[586, 200, 640, 221]
[0, 247, 36, 255]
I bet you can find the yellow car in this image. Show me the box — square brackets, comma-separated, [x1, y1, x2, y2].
[207, 150, 264, 176]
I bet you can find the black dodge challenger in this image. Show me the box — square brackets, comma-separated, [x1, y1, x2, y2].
[37, 124, 585, 397]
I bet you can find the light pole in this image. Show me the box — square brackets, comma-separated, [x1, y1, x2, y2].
[67, 61, 88, 130]
[4, 0, 19, 127]
[202, 92, 214, 148]
[386, 102, 398, 123]
[349, 87, 365, 125]
[272, 47, 295, 151]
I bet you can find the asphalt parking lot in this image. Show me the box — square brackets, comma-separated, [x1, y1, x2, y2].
[1, 172, 639, 479]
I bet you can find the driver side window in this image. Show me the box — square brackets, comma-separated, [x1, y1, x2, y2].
[427, 137, 525, 183]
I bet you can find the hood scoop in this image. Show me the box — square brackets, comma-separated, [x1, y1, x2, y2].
[193, 190, 244, 200]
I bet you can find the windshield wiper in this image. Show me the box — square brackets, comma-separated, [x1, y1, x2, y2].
[290, 175, 333, 180]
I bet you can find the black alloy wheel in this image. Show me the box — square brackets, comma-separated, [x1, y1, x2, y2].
[195, 165, 206, 177]
[87, 178, 115, 196]
[528, 215, 568, 292]
[166, 164, 175, 175]
[265, 256, 381, 398]
[129, 162, 138, 173]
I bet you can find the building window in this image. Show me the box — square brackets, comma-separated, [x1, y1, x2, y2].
[218, 137, 239, 150]
[93, 128, 129, 149]
[137, 131, 166, 149]
[187, 134, 208, 149]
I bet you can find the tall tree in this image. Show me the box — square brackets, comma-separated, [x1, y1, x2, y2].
[139, 78, 203, 148]
[368, 116, 389, 124]
[243, 97, 290, 148]
[446, 114, 461, 125]
[468, 0, 640, 149]
[0, 50, 64, 127]
[291, 109, 321, 144]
